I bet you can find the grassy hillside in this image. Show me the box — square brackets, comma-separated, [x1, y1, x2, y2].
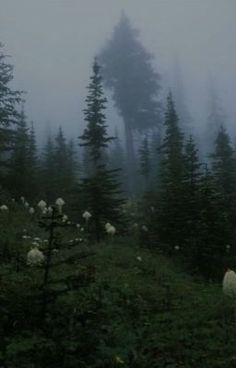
[1, 224, 236, 368]
[83, 239, 236, 367]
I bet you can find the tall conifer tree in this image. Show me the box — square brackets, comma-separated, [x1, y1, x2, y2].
[79, 59, 123, 241]
[157, 93, 185, 253]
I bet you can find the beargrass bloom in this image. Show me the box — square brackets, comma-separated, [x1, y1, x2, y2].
[106, 224, 116, 236]
[136, 256, 142, 262]
[29, 207, 35, 215]
[27, 246, 45, 266]
[62, 214, 68, 222]
[223, 269, 236, 297]
[37, 200, 47, 212]
[0, 205, 8, 211]
[82, 211, 92, 221]
[105, 222, 111, 230]
[55, 198, 65, 213]
[47, 206, 53, 215]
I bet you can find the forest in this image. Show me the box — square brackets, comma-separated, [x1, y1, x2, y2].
[1, 10, 236, 368]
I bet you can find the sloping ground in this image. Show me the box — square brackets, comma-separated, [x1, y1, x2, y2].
[87, 239, 236, 368]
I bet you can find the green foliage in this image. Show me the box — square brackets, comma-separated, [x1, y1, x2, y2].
[99, 12, 161, 131]
[0, 44, 22, 177]
[40, 129, 78, 203]
[138, 134, 152, 191]
[157, 93, 185, 253]
[79, 59, 113, 168]
[6, 109, 39, 200]
[79, 59, 124, 242]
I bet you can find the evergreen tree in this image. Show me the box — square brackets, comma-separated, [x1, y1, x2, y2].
[27, 122, 39, 199]
[138, 134, 152, 191]
[40, 136, 56, 202]
[211, 125, 236, 254]
[204, 81, 225, 157]
[0, 44, 22, 177]
[109, 129, 127, 191]
[181, 135, 202, 258]
[172, 55, 192, 134]
[80, 60, 113, 169]
[157, 93, 185, 253]
[197, 166, 229, 279]
[79, 59, 123, 242]
[6, 108, 30, 199]
[54, 126, 71, 197]
[99, 12, 162, 190]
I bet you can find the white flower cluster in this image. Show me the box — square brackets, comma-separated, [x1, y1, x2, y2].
[82, 211, 92, 221]
[223, 269, 236, 297]
[27, 245, 45, 266]
[105, 222, 116, 236]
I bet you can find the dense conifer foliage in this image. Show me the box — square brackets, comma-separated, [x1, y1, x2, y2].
[79, 59, 123, 241]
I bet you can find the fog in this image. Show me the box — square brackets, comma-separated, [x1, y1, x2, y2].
[1, 0, 236, 142]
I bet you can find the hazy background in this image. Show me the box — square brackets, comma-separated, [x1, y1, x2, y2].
[1, 0, 236, 142]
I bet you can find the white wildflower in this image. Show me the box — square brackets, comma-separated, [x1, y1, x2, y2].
[62, 214, 68, 222]
[29, 207, 35, 215]
[0, 205, 8, 211]
[55, 198, 65, 213]
[37, 200, 47, 212]
[223, 269, 236, 297]
[174, 245, 180, 251]
[226, 244, 231, 251]
[82, 211, 92, 221]
[136, 256, 142, 262]
[47, 206, 53, 215]
[24, 201, 29, 208]
[141, 225, 148, 232]
[33, 237, 41, 242]
[105, 222, 111, 230]
[22, 235, 31, 240]
[106, 224, 116, 236]
[20, 196, 25, 204]
[27, 246, 45, 266]
[76, 223, 80, 229]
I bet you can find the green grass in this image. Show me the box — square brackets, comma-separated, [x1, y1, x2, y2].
[80, 238, 236, 367]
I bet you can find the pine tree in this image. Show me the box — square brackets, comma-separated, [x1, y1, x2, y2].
[138, 134, 152, 191]
[27, 122, 39, 199]
[157, 93, 185, 253]
[40, 136, 56, 202]
[0, 44, 22, 178]
[181, 135, 202, 258]
[197, 166, 229, 279]
[54, 127, 75, 198]
[99, 12, 162, 190]
[80, 60, 113, 169]
[109, 129, 127, 191]
[211, 125, 236, 255]
[204, 82, 225, 157]
[6, 108, 30, 198]
[79, 59, 123, 242]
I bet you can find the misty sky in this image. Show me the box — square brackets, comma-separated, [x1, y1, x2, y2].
[1, 0, 236, 142]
